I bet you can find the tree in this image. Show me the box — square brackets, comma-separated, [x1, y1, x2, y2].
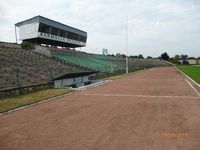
[138, 54, 144, 59]
[174, 55, 180, 60]
[170, 54, 180, 64]
[161, 52, 169, 61]
[180, 54, 188, 64]
[147, 56, 152, 59]
[130, 55, 138, 59]
[180, 54, 188, 61]
[21, 41, 35, 50]
[174, 54, 180, 64]
[121, 54, 126, 58]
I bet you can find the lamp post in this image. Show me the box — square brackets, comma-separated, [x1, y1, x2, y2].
[126, 16, 129, 74]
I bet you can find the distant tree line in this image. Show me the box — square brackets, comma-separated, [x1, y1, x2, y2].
[111, 52, 199, 63]
[116, 53, 144, 59]
[130, 54, 144, 59]
[160, 52, 200, 64]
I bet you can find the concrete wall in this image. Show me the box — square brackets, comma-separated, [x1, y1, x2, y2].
[187, 59, 197, 65]
[18, 22, 39, 40]
[0, 82, 51, 98]
[197, 59, 200, 64]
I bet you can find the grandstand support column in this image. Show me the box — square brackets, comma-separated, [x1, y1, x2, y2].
[126, 16, 129, 74]
[15, 25, 17, 43]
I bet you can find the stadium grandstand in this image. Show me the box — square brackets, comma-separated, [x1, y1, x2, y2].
[0, 16, 170, 97]
[0, 44, 89, 90]
[0, 41, 170, 96]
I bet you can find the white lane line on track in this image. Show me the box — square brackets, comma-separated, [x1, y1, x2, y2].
[185, 79, 200, 97]
[130, 79, 183, 81]
[80, 93, 200, 99]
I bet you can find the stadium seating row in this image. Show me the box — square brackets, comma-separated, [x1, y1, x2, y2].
[53, 52, 124, 73]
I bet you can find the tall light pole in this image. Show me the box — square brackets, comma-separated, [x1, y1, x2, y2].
[126, 16, 129, 74]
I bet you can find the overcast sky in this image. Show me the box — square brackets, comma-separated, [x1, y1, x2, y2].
[0, 0, 200, 57]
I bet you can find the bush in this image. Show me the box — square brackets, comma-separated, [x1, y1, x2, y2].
[21, 41, 35, 50]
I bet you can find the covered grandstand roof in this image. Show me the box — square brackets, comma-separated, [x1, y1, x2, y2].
[15, 16, 87, 47]
[15, 16, 87, 36]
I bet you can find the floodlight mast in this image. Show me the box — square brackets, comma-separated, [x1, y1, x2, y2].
[126, 16, 129, 74]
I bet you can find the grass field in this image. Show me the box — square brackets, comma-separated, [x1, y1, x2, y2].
[0, 88, 73, 113]
[178, 66, 200, 84]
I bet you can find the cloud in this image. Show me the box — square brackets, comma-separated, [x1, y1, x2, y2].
[0, 0, 199, 57]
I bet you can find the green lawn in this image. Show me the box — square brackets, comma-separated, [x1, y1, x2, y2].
[177, 66, 200, 84]
[0, 88, 73, 113]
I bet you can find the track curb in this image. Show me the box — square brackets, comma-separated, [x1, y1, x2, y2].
[0, 80, 112, 117]
[176, 67, 200, 88]
[0, 91, 74, 117]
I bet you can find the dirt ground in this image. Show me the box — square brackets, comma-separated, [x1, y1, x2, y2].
[0, 67, 200, 150]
